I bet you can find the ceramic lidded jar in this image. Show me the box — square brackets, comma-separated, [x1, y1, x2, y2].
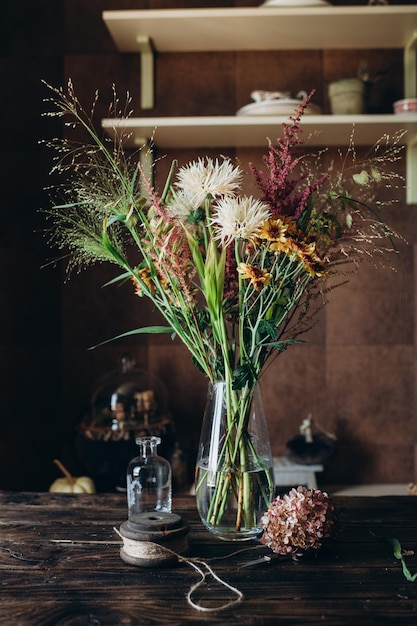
[328, 78, 365, 114]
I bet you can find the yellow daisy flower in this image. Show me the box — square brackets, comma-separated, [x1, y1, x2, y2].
[258, 218, 289, 243]
[237, 263, 272, 291]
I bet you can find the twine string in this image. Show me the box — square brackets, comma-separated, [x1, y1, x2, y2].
[182, 558, 243, 612]
[116, 530, 189, 560]
[113, 527, 244, 612]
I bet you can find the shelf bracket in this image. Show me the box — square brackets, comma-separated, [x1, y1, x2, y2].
[406, 135, 417, 204]
[137, 36, 154, 110]
[404, 33, 417, 203]
[404, 31, 417, 99]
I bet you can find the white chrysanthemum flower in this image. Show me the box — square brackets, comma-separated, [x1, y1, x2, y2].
[166, 190, 194, 222]
[175, 157, 242, 207]
[210, 195, 271, 245]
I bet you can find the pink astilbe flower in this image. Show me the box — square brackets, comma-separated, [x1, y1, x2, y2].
[260, 486, 336, 556]
[250, 90, 328, 220]
[223, 245, 239, 313]
[139, 169, 197, 305]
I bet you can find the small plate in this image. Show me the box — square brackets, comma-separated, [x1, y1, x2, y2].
[237, 99, 321, 116]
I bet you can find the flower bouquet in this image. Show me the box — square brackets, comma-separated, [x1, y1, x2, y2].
[44, 82, 403, 539]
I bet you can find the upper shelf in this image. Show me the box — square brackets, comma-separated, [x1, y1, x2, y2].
[101, 114, 417, 150]
[102, 6, 417, 203]
[102, 6, 417, 52]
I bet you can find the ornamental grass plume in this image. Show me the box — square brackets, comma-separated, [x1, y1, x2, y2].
[42, 81, 404, 536]
[260, 487, 337, 556]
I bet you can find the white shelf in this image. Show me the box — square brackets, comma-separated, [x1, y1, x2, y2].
[101, 6, 417, 202]
[101, 114, 417, 150]
[103, 6, 417, 52]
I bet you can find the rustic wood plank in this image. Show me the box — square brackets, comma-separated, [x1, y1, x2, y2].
[0, 492, 416, 625]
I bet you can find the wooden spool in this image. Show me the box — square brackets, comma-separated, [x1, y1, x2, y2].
[119, 511, 190, 567]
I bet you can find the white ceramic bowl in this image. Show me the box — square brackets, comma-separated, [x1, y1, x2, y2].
[393, 99, 417, 114]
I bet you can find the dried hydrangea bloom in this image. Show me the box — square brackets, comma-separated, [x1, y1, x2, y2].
[260, 486, 336, 556]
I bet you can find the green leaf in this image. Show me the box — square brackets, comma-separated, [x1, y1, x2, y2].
[102, 271, 132, 287]
[205, 240, 225, 309]
[106, 213, 129, 226]
[204, 240, 226, 341]
[371, 533, 417, 583]
[129, 164, 140, 195]
[161, 159, 177, 202]
[89, 325, 174, 349]
[390, 537, 403, 560]
[232, 363, 255, 390]
[353, 170, 370, 186]
[185, 230, 205, 280]
[371, 167, 382, 183]
[102, 219, 127, 267]
[386, 537, 417, 582]
[264, 339, 305, 350]
[258, 319, 278, 339]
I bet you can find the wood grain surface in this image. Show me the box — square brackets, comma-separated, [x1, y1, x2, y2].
[0, 492, 416, 625]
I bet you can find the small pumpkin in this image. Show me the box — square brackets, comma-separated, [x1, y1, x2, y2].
[49, 459, 96, 494]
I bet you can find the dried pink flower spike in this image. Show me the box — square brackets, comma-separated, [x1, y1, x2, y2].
[260, 486, 336, 556]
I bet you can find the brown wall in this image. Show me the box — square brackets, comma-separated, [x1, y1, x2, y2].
[1, 0, 415, 491]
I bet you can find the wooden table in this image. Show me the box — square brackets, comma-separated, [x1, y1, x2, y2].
[0, 491, 416, 625]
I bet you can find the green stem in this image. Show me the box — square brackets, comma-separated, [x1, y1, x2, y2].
[202, 380, 271, 532]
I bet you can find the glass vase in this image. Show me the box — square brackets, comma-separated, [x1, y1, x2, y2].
[195, 381, 275, 541]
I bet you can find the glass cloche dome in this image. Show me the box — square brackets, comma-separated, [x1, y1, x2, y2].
[76, 355, 177, 492]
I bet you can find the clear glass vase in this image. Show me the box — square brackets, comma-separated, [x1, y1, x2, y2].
[127, 436, 172, 523]
[195, 381, 275, 541]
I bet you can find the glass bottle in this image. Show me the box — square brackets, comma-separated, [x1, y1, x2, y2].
[127, 436, 172, 523]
